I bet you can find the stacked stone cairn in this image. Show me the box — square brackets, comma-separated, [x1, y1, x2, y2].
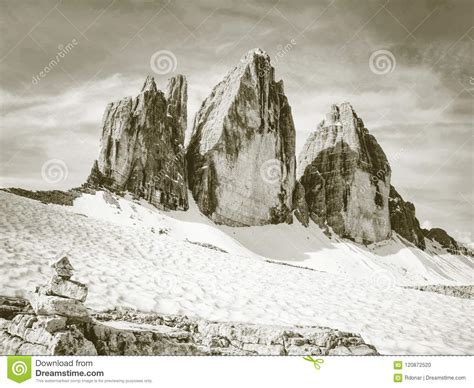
[0, 254, 96, 355]
[30, 255, 89, 319]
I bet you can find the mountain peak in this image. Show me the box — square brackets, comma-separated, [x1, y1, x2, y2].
[240, 48, 270, 64]
[141, 75, 157, 92]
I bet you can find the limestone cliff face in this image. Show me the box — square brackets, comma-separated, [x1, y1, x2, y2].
[87, 75, 188, 210]
[186, 48, 296, 226]
[389, 186, 425, 249]
[297, 103, 391, 243]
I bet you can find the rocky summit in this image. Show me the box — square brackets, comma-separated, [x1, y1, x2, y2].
[186, 48, 296, 226]
[297, 103, 391, 243]
[87, 75, 188, 211]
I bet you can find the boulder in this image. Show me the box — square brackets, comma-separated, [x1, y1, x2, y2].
[30, 294, 89, 319]
[47, 276, 88, 302]
[0, 313, 96, 356]
[186, 48, 296, 226]
[51, 255, 74, 279]
[49, 327, 97, 356]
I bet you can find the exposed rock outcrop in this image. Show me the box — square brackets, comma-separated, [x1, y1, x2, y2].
[423, 227, 472, 255]
[0, 296, 33, 320]
[292, 181, 309, 227]
[405, 285, 473, 300]
[89, 309, 378, 356]
[297, 103, 391, 243]
[389, 185, 425, 249]
[186, 48, 296, 226]
[87, 75, 188, 211]
[0, 303, 378, 356]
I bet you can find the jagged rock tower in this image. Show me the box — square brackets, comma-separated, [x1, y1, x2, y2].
[186, 48, 296, 226]
[297, 103, 391, 243]
[87, 75, 188, 210]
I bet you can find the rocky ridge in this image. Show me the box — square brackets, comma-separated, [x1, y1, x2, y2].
[423, 227, 472, 255]
[405, 285, 473, 300]
[388, 185, 426, 249]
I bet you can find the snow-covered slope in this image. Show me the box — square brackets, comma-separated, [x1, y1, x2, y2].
[1, 191, 473, 355]
[72, 190, 473, 285]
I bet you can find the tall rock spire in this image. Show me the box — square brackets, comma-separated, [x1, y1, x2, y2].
[141, 75, 158, 92]
[186, 48, 296, 226]
[166, 74, 187, 141]
[86, 75, 188, 211]
[297, 103, 391, 243]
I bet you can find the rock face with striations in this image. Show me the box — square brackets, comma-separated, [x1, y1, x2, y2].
[388, 185, 425, 249]
[297, 103, 391, 243]
[186, 48, 296, 226]
[87, 75, 188, 210]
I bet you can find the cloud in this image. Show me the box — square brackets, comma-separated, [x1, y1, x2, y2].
[0, 73, 146, 189]
[421, 220, 432, 230]
[452, 230, 474, 249]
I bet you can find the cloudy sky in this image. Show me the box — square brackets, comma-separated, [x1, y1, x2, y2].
[0, 0, 472, 244]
